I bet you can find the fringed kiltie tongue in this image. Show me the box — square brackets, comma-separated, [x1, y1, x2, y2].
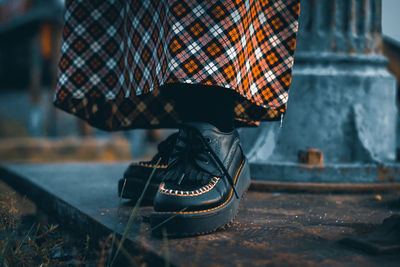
[163, 125, 239, 198]
[137, 132, 178, 165]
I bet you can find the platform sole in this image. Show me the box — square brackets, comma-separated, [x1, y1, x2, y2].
[118, 177, 159, 202]
[150, 159, 251, 237]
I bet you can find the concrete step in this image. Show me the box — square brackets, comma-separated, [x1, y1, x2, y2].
[1, 163, 400, 266]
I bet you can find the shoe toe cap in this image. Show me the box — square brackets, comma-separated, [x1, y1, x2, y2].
[153, 179, 229, 212]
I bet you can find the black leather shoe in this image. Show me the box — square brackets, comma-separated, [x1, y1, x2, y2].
[118, 132, 178, 202]
[150, 122, 251, 237]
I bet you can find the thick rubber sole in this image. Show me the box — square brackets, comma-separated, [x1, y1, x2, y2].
[150, 159, 251, 237]
[118, 177, 159, 203]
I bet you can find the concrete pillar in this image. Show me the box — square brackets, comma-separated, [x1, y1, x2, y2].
[243, 0, 399, 183]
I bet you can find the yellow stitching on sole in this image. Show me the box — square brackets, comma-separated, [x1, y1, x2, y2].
[133, 163, 168, 168]
[158, 177, 220, 197]
[157, 159, 245, 215]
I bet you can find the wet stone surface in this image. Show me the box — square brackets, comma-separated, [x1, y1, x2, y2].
[1, 163, 400, 266]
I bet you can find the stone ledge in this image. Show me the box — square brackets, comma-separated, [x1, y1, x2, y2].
[1, 163, 400, 266]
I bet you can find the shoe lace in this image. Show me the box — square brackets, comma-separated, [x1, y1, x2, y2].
[167, 126, 239, 198]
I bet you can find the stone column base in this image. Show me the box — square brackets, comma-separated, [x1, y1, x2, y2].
[250, 161, 400, 183]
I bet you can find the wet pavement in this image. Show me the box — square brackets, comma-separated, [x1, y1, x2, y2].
[1, 163, 400, 266]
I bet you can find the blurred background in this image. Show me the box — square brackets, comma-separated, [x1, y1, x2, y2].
[0, 0, 168, 163]
[0, 0, 399, 164]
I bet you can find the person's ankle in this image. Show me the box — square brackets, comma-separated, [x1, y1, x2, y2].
[211, 121, 234, 133]
[182, 120, 233, 133]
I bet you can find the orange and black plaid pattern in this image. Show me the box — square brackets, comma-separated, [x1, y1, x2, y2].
[54, 0, 300, 130]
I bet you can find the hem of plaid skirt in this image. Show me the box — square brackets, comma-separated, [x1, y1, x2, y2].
[53, 83, 285, 132]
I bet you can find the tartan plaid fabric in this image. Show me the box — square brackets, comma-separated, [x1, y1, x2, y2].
[54, 0, 300, 130]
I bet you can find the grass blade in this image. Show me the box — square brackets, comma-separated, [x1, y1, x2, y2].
[162, 228, 170, 267]
[149, 207, 188, 233]
[107, 178, 127, 267]
[16, 223, 35, 251]
[109, 157, 162, 267]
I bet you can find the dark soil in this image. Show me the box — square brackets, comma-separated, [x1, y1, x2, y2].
[0, 181, 118, 267]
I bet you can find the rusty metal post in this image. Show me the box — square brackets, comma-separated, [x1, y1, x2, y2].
[243, 0, 400, 183]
